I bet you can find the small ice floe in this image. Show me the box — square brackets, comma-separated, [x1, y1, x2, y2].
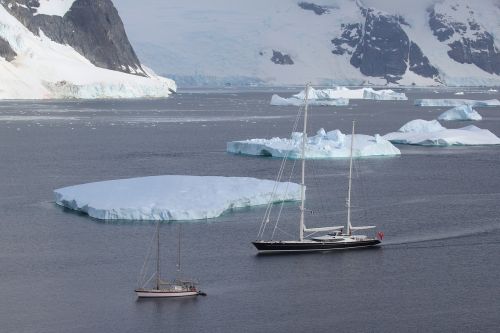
[454, 92, 464, 95]
[383, 119, 500, 146]
[227, 128, 401, 158]
[414, 99, 500, 107]
[437, 105, 482, 121]
[54, 176, 301, 221]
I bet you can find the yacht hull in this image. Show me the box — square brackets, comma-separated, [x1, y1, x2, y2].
[135, 289, 200, 298]
[252, 239, 381, 253]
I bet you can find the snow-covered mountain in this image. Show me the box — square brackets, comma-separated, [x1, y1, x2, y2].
[0, 0, 176, 99]
[117, 0, 500, 87]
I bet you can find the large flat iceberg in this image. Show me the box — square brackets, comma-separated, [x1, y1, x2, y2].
[270, 86, 407, 106]
[227, 128, 401, 158]
[383, 119, 500, 146]
[54, 176, 300, 221]
[414, 99, 500, 107]
[438, 105, 482, 121]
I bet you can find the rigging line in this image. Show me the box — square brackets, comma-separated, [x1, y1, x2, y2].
[258, 103, 302, 233]
[273, 226, 297, 239]
[258, 103, 304, 238]
[271, 158, 298, 240]
[137, 224, 159, 287]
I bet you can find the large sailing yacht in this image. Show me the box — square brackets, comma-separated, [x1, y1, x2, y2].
[252, 85, 383, 253]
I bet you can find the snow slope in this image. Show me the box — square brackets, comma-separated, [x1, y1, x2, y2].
[116, 0, 500, 87]
[54, 175, 301, 221]
[0, 4, 176, 99]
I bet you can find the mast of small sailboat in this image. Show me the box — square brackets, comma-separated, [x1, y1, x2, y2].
[299, 84, 310, 242]
[156, 221, 161, 290]
[346, 120, 355, 236]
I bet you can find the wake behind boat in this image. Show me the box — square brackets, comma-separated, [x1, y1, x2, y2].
[253, 84, 383, 253]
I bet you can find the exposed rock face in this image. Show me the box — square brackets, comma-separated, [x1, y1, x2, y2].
[332, 7, 439, 83]
[1, 0, 146, 76]
[0, 36, 16, 61]
[271, 50, 294, 65]
[429, 3, 500, 75]
[298, 2, 330, 15]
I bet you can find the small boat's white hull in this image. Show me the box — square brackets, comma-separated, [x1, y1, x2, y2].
[135, 289, 200, 298]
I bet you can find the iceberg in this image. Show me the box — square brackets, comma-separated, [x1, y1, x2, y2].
[383, 119, 500, 146]
[227, 128, 401, 158]
[414, 99, 500, 107]
[270, 94, 349, 106]
[54, 175, 301, 221]
[361, 88, 408, 100]
[270, 86, 407, 106]
[437, 105, 482, 121]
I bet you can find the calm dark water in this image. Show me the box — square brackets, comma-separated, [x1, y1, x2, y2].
[1, 88, 500, 332]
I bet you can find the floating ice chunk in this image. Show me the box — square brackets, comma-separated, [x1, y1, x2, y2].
[399, 119, 446, 133]
[362, 88, 408, 100]
[454, 92, 464, 95]
[227, 128, 401, 158]
[488, 89, 498, 92]
[414, 99, 500, 107]
[383, 120, 500, 146]
[54, 176, 301, 221]
[438, 105, 482, 121]
[270, 94, 348, 106]
[270, 86, 407, 106]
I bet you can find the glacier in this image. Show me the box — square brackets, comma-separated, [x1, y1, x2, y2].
[227, 128, 401, 159]
[0, 5, 176, 99]
[414, 99, 500, 107]
[54, 175, 301, 221]
[438, 105, 482, 121]
[383, 119, 500, 146]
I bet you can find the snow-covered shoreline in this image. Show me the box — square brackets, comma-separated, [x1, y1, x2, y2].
[0, 5, 176, 99]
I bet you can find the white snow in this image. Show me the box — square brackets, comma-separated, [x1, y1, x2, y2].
[115, 0, 500, 87]
[54, 175, 301, 221]
[227, 128, 401, 158]
[414, 99, 500, 107]
[438, 105, 482, 121]
[0, 5, 176, 99]
[383, 119, 500, 146]
[35, 0, 75, 17]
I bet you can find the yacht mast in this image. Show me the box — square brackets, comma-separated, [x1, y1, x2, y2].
[299, 84, 310, 242]
[156, 221, 161, 290]
[346, 121, 355, 235]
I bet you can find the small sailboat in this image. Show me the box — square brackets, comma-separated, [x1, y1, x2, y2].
[252, 85, 383, 253]
[135, 223, 205, 297]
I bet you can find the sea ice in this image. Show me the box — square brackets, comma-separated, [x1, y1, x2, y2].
[438, 105, 482, 121]
[54, 175, 301, 221]
[383, 119, 500, 146]
[227, 128, 401, 158]
[414, 99, 500, 107]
